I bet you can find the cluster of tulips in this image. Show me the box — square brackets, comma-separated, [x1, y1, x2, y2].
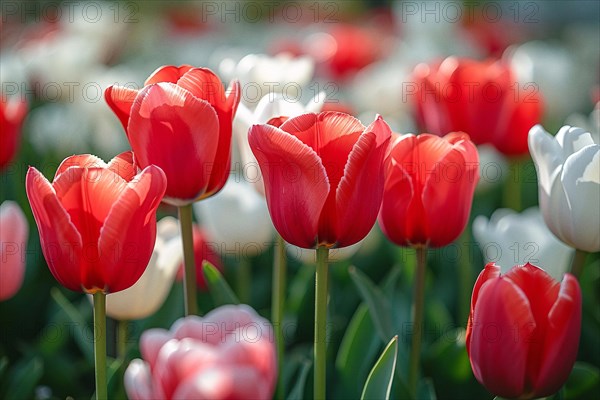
[1, 54, 598, 400]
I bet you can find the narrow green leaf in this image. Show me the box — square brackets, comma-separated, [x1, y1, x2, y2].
[287, 359, 312, 400]
[336, 304, 381, 396]
[5, 357, 43, 400]
[49, 287, 94, 364]
[361, 335, 398, 400]
[203, 261, 240, 306]
[349, 266, 394, 342]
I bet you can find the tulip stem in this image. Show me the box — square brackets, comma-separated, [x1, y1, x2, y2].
[458, 227, 473, 326]
[408, 246, 427, 397]
[93, 292, 107, 400]
[314, 246, 329, 400]
[570, 249, 588, 279]
[272, 234, 287, 398]
[117, 320, 128, 361]
[179, 204, 198, 316]
[504, 159, 522, 211]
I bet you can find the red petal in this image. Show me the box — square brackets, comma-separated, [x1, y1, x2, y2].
[128, 83, 220, 203]
[54, 154, 106, 179]
[53, 167, 129, 291]
[531, 273, 581, 397]
[105, 85, 138, 132]
[494, 89, 544, 155]
[0, 202, 28, 300]
[468, 276, 534, 398]
[421, 135, 479, 247]
[144, 65, 194, 86]
[107, 151, 136, 181]
[25, 167, 82, 292]
[99, 165, 167, 293]
[248, 124, 329, 248]
[336, 115, 391, 247]
[177, 68, 227, 111]
[466, 263, 501, 354]
[378, 159, 415, 247]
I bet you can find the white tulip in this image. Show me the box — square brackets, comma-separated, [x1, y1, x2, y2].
[104, 217, 182, 320]
[233, 92, 325, 193]
[193, 178, 274, 257]
[529, 125, 600, 252]
[473, 207, 574, 280]
[219, 53, 315, 107]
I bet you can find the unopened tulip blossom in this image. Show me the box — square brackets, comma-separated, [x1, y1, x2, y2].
[412, 57, 543, 156]
[379, 132, 480, 248]
[125, 304, 277, 400]
[466, 263, 581, 399]
[105, 65, 240, 205]
[0, 201, 29, 301]
[528, 125, 599, 254]
[249, 111, 391, 249]
[26, 152, 167, 294]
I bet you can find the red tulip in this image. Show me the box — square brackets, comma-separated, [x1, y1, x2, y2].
[249, 112, 391, 249]
[411, 57, 543, 156]
[26, 152, 167, 294]
[105, 65, 240, 205]
[0, 95, 28, 170]
[0, 201, 28, 300]
[466, 263, 581, 399]
[125, 305, 277, 399]
[378, 132, 479, 248]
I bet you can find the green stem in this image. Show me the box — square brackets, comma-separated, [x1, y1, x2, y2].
[272, 234, 287, 399]
[504, 159, 522, 211]
[408, 247, 427, 397]
[93, 292, 107, 400]
[570, 249, 588, 279]
[117, 320, 128, 362]
[458, 227, 472, 327]
[178, 204, 198, 316]
[237, 257, 251, 304]
[314, 246, 329, 400]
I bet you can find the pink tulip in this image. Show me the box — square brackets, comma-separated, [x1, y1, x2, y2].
[125, 304, 277, 400]
[0, 201, 29, 300]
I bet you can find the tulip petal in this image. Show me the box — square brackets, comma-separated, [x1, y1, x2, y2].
[25, 167, 82, 291]
[495, 88, 543, 155]
[249, 124, 328, 248]
[54, 154, 106, 179]
[177, 68, 228, 111]
[105, 85, 138, 131]
[140, 328, 173, 369]
[124, 359, 154, 400]
[144, 65, 194, 86]
[336, 115, 391, 247]
[533, 274, 581, 396]
[128, 83, 219, 203]
[99, 165, 166, 293]
[468, 276, 534, 398]
[528, 125, 563, 198]
[560, 145, 600, 252]
[422, 136, 478, 247]
[107, 151, 136, 181]
[555, 126, 596, 157]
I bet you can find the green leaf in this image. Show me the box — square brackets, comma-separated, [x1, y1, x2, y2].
[49, 287, 94, 364]
[349, 266, 394, 342]
[336, 304, 381, 396]
[361, 335, 398, 400]
[564, 362, 600, 399]
[4, 356, 43, 400]
[202, 262, 240, 306]
[287, 359, 312, 400]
